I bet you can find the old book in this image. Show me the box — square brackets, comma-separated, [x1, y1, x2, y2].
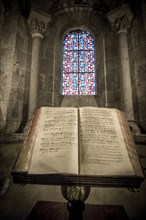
[12, 107, 144, 188]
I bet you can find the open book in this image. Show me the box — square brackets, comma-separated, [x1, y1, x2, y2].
[12, 107, 144, 188]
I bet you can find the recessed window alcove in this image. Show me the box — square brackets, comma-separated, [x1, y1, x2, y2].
[39, 8, 119, 108]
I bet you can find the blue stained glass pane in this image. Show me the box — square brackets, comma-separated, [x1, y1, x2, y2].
[79, 31, 94, 50]
[79, 72, 95, 95]
[64, 32, 78, 50]
[63, 72, 78, 95]
[63, 51, 78, 72]
[79, 51, 95, 72]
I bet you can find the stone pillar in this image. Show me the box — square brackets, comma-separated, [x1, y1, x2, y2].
[28, 10, 51, 119]
[107, 5, 140, 134]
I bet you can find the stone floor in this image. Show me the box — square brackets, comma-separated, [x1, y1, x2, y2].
[0, 143, 146, 220]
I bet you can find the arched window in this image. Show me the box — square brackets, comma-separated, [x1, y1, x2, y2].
[62, 30, 96, 95]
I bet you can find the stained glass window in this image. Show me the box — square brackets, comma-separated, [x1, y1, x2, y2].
[62, 30, 96, 95]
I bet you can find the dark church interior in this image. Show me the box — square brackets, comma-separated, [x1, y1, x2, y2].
[0, 0, 146, 219]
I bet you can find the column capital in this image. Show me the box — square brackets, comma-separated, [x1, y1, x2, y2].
[107, 4, 133, 34]
[28, 9, 51, 37]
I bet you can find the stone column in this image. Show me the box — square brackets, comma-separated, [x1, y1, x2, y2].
[107, 5, 140, 133]
[28, 10, 51, 119]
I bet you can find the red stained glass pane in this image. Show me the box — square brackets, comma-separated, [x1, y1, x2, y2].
[63, 51, 78, 72]
[63, 73, 78, 95]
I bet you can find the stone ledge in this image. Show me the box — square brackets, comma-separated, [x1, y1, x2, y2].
[133, 134, 146, 144]
[0, 133, 24, 144]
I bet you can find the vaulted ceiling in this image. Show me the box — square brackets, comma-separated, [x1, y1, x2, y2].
[1, 0, 143, 17]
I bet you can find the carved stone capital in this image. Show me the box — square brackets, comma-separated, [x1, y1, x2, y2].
[30, 18, 45, 36]
[28, 9, 51, 37]
[111, 14, 131, 33]
[107, 4, 133, 34]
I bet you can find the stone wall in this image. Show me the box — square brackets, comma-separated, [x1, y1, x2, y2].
[0, 1, 146, 133]
[128, 10, 146, 132]
[38, 28, 54, 107]
[0, 15, 17, 132]
[16, 16, 32, 131]
[95, 28, 121, 109]
[104, 31, 120, 109]
[0, 2, 31, 133]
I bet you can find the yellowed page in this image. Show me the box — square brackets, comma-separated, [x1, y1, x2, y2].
[79, 107, 134, 176]
[29, 107, 78, 174]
